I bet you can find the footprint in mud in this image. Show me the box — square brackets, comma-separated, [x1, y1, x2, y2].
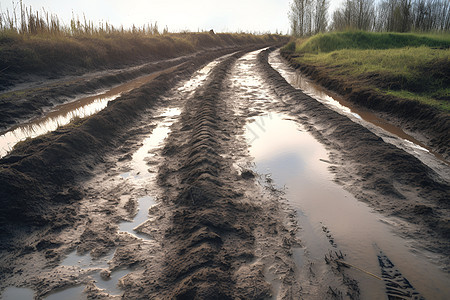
[376, 248, 424, 300]
[321, 223, 337, 248]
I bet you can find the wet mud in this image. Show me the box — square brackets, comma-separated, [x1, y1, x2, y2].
[0, 45, 268, 229]
[0, 53, 187, 130]
[0, 45, 449, 299]
[270, 53, 449, 169]
[0, 46, 263, 132]
[0, 64, 184, 158]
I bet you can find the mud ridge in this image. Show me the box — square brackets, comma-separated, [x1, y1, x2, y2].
[280, 51, 450, 160]
[0, 45, 271, 236]
[258, 48, 450, 269]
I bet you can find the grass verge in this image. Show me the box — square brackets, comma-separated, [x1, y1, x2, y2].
[283, 31, 450, 113]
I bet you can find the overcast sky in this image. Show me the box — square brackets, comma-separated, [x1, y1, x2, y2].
[1, 0, 345, 34]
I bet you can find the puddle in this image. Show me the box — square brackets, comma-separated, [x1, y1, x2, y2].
[178, 52, 236, 96]
[269, 50, 450, 180]
[117, 54, 226, 182]
[119, 196, 155, 240]
[91, 268, 129, 295]
[1, 287, 34, 299]
[44, 285, 86, 300]
[0, 65, 182, 158]
[59, 250, 127, 297]
[118, 107, 181, 182]
[61, 249, 114, 269]
[246, 112, 450, 298]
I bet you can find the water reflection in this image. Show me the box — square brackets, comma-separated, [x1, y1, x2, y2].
[119, 196, 155, 240]
[61, 249, 114, 269]
[1, 287, 34, 299]
[269, 51, 450, 169]
[246, 112, 450, 299]
[44, 285, 86, 300]
[0, 65, 182, 158]
[91, 269, 129, 295]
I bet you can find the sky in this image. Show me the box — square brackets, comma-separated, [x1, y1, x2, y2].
[1, 0, 345, 34]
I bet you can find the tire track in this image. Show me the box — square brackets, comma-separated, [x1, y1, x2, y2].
[155, 51, 270, 299]
[130, 50, 301, 299]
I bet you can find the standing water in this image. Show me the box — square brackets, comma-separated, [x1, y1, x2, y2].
[246, 112, 450, 299]
[1, 287, 34, 299]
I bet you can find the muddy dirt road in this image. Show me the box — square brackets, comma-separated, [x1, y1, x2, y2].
[0, 47, 449, 299]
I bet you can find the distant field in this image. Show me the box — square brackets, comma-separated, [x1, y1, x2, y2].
[285, 31, 450, 112]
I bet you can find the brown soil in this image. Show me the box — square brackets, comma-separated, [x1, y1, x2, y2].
[120, 50, 301, 299]
[0, 33, 287, 92]
[0, 45, 303, 299]
[280, 51, 450, 160]
[0, 54, 188, 130]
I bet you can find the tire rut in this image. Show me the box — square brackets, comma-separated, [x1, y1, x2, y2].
[257, 48, 450, 292]
[151, 51, 272, 299]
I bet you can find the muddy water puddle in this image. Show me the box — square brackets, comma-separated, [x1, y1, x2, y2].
[269, 51, 450, 180]
[1, 287, 35, 299]
[118, 196, 155, 240]
[119, 107, 181, 181]
[0, 64, 182, 158]
[246, 112, 450, 299]
[178, 51, 236, 96]
[46, 105, 181, 299]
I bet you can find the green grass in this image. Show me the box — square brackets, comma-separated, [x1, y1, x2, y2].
[288, 31, 450, 113]
[384, 89, 450, 112]
[296, 31, 450, 54]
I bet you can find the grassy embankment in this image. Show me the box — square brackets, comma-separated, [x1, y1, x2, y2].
[0, 31, 281, 72]
[0, 31, 282, 86]
[283, 31, 450, 113]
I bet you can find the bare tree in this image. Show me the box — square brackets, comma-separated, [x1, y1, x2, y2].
[332, 0, 375, 31]
[314, 0, 329, 33]
[289, 0, 303, 36]
[291, 0, 450, 35]
[356, 0, 375, 31]
[289, 0, 329, 36]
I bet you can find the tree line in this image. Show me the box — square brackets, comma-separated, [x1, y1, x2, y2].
[289, 0, 450, 36]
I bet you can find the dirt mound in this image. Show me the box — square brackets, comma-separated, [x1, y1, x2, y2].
[0, 49, 220, 131]
[280, 51, 450, 160]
